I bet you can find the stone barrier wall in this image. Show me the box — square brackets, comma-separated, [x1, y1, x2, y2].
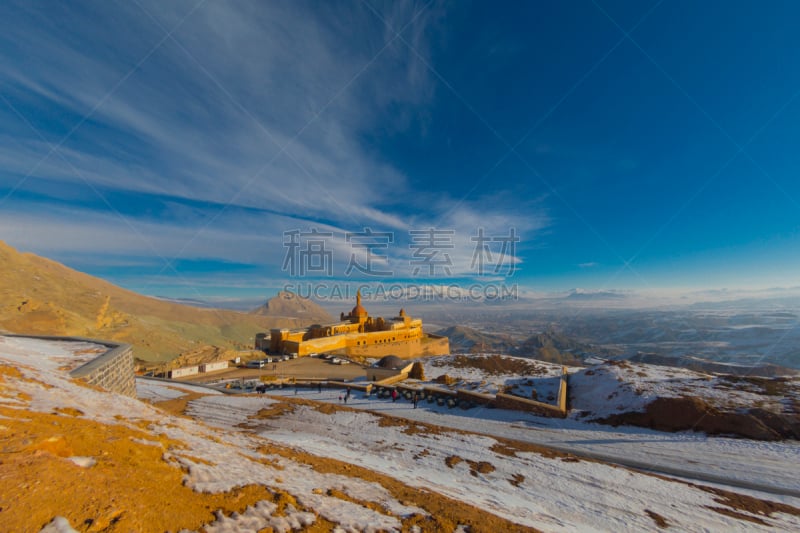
[493, 393, 566, 418]
[557, 366, 569, 412]
[6, 334, 135, 397]
[70, 341, 135, 397]
[456, 389, 495, 406]
[373, 373, 411, 387]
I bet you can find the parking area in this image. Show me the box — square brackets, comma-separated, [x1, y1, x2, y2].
[177, 355, 365, 385]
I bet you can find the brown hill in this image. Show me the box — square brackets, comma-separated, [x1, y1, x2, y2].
[250, 290, 332, 324]
[0, 241, 308, 362]
[435, 325, 516, 354]
[514, 329, 597, 365]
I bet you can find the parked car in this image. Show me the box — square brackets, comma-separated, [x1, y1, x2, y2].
[245, 360, 265, 369]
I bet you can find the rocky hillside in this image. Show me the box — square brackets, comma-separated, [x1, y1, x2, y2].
[570, 360, 800, 440]
[0, 241, 306, 362]
[513, 328, 606, 365]
[250, 290, 332, 324]
[435, 325, 516, 353]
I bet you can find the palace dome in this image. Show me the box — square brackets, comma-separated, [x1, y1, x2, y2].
[375, 355, 406, 370]
[350, 303, 368, 318]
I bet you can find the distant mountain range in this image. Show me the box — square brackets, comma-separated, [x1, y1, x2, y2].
[434, 323, 800, 376]
[565, 288, 627, 300]
[0, 242, 315, 363]
[435, 325, 612, 365]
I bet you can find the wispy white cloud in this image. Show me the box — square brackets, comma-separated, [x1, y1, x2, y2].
[0, 1, 441, 229]
[0, 0, 552, 294]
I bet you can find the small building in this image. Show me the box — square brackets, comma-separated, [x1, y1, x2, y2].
[254, 333, 268, 351]
[169, 366, 199, 379]
[199, 361, 229, 373]
[366, 355, 414, 382]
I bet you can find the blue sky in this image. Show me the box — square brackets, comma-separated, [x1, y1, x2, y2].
[1, 0, 800, 305]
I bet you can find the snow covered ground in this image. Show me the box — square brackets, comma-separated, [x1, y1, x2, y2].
[178, 383, 800, 531]
[4, 336, 799, 532]
[0, 335, 106, 372]
[136, 378, 223, 401]
[569, 360, 798, 419]
[0, 337, 438, 531]
[262, 385, 800, 499]
[415, 354, 565, 402]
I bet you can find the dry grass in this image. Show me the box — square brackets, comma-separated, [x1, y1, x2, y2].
[445, 455, 463, 468]
[0, 406, 291, 533]
[645, 509, 670, 528]
[467, 460, 496, 476]
[145, 390, 209, 416]
[251, 402, 297, 420]
[700, 485, 800, 524]
[0, 241, 305, 363]
[260, 445, 539, 532]
[509, 473, 525, 487]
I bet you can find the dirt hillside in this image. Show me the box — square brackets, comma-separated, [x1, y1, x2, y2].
[250, 290, 332, 323]
[0, 241, 308, 362]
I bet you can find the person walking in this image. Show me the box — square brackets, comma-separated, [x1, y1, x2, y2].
[413, 392, 418, 409]
[318, 382, 322, 393]
[391, 389, 398, 403]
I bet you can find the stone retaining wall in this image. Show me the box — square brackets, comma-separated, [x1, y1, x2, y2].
[70, 341, 135, 397]
[493, 393, 566, 418]
[456, 389, 495, 406]
[373, 373, 410, 387]
[6, 334, 135, 397]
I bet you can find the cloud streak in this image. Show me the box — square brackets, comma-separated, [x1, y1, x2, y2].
[0, 0, 550, 294]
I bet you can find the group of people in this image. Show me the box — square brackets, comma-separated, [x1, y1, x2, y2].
[263, 381, 427, 410]
[390, 388, 421, 408]
[323, 385, 425, 409]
